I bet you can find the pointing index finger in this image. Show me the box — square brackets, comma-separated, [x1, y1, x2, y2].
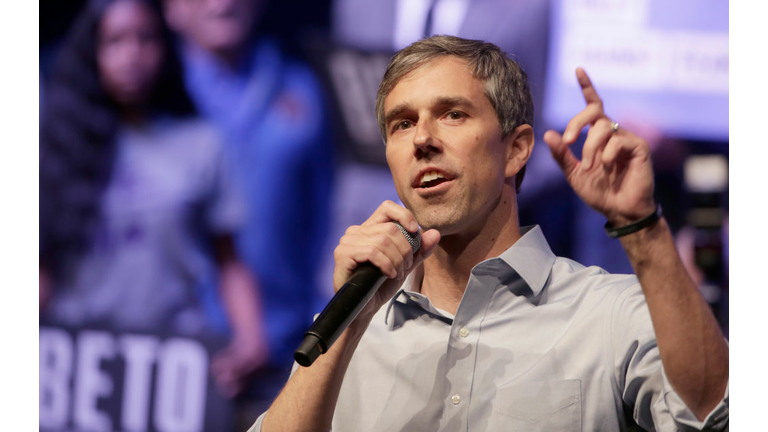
[576, 67, 602, 106]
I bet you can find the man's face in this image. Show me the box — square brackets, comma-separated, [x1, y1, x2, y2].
[383, 56, 514, 236]
[165, 0, 259, 55]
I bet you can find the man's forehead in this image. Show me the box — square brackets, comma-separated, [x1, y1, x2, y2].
[384, 56, 483, 109]
[394, 56, 473, 86]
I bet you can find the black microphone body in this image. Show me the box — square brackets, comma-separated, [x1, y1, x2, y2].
[294, 222, 420, 367]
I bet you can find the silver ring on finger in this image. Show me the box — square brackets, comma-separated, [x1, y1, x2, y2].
[610, 121, 619, 134]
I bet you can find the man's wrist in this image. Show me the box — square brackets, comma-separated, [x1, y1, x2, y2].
[605, 205, 663, 238]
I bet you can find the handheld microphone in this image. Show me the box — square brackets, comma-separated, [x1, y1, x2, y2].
[294, 222, 421, 367]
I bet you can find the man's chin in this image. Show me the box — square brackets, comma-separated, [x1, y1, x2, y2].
[412, 213, 459, 236]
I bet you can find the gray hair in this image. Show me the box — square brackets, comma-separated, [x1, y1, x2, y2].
[375, 35, 534, 192]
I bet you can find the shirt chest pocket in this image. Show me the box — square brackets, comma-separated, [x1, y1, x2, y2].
[487, 379, 582, 432]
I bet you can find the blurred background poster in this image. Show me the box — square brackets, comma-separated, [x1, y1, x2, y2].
[39, 323, 235, 432]
[545, 0, 728, 140]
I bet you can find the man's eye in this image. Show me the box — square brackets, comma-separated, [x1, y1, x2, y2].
[447, 111, 464, 120]
[396, 120, 413, 130]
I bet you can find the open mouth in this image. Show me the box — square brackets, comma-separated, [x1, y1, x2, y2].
[417, 170, 451, 189]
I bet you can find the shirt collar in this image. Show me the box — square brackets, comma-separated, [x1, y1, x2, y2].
[384, 225, 556, 327]
[494, 225, 556, 297]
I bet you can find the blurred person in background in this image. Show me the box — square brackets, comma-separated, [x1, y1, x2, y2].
[39, 0, 268, 398]
[162, 0, 335, 417]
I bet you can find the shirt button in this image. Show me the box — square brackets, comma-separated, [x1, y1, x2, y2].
[451, 394, 461, 405]
[410, 296, 419, 302]
[459, 328, 469, 338]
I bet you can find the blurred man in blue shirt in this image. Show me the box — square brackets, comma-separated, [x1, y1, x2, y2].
[164, 0, 334, 411]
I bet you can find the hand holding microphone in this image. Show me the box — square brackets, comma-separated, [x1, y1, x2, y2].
[295, 201, 441, 367]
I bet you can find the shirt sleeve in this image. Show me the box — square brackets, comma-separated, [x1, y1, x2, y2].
[611, 284, 729, 431]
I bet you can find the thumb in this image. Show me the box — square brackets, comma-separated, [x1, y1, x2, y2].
[544, 129, 579, 177]
[412, 229, 441, 268]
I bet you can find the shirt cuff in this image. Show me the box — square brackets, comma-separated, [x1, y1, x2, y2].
[663, 371, 729, 431]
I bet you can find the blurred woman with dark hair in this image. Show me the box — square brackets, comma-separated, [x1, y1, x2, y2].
[39, 0, 267, 397]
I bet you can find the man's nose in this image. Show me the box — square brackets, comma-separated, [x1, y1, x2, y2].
[413, 119, 441, 157]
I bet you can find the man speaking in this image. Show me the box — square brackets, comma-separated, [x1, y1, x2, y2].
[250, 36, 728, 431]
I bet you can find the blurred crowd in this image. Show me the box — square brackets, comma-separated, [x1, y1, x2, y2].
[39, 0, 728, 430]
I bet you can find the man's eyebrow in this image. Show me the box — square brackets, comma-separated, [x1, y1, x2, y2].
[384, 96, 475, 125]
[384, 103, 412, 126]
[432, 96, 475, 109]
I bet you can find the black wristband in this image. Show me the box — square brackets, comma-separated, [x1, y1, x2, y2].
[604, 205, 662, 238]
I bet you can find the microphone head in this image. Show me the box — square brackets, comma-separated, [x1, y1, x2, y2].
[393, 221, 421, 254]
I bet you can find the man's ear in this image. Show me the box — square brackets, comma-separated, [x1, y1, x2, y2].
[162, 0, 186, 33]
[504, 124, 534, 178]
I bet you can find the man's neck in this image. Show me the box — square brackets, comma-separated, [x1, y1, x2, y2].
[420, 194, 522, 315]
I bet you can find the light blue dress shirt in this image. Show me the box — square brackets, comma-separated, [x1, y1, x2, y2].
[250, 225, 728, 431]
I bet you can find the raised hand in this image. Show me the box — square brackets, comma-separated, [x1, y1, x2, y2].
[543, 68, 656, 224]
